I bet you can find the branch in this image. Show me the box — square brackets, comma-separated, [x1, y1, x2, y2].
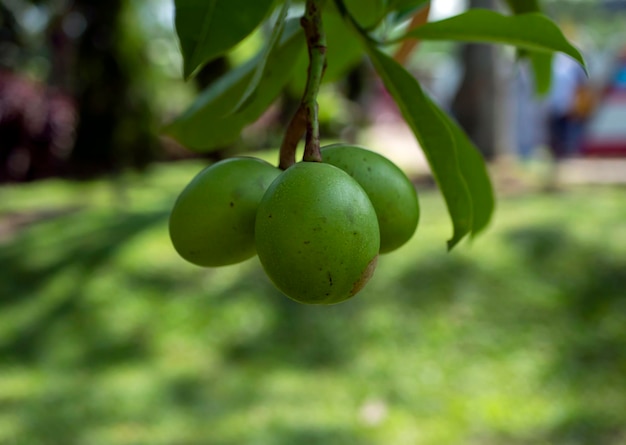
[278, 0, 327, 169]
[279, 106, 306, 169]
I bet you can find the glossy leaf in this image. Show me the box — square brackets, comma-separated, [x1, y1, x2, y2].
[503, 0, 552, 95]
[363, 42, 473, 249]
[234, 0, 291, 112]
[175, 0, 275, 79]
[400, 9, 586, 72]
[164, 20, 306, 151]
[428, 98, 495, 235]
[529, 51, 553, 95]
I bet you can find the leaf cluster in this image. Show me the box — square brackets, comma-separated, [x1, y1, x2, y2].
[165, 0, 586, 248]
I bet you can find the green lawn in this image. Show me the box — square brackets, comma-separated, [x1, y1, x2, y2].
[1, 161, 625, 445]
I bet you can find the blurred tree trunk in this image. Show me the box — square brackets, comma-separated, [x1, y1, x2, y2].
[451, 0, 499, 160]
[64, 0, 158, 178]
[0, 2, 20, 64]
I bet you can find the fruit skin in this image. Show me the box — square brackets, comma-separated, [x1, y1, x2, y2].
[322, 144, 419, 253]
[255, 162, 380, 305]
[169, 157, 281, 267]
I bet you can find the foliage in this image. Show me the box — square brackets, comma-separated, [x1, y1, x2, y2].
[164, 0, 586, 248]
[1, 163, 625, 443]
[174, 0, 276, 79]
[504, 0, 553, 95]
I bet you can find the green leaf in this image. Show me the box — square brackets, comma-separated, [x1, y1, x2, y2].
[363, 42, 473, 249]
[164, 19, 306, 151]
[385, 0, 429, 23]
[428, 99, 495, 235]
[175, 0, 275, 79]
[234, 0, 291, 112]
[502, 1, 552, 96]
[529, 51, 553, 96]
[344, 0, 386, 28]
[399, 9, 587, 73]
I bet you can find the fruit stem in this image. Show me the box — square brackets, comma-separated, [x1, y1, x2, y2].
[279, 106, 306, 169]
[279, 0, 327, 169]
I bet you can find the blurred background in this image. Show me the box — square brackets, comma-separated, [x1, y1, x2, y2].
[1, 0, 626, 444]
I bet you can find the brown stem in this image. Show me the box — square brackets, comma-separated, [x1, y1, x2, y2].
[279, 106, 306, 169]
[277, 0, 327, 168]
[303, 101, 319, 162]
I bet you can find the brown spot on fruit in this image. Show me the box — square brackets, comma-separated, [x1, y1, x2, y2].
[350, 255, 378, 296]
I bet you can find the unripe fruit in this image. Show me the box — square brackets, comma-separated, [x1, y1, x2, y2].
[169, 157, 281, 267]
[255, 162, 380, 304]
[322, 144, 419, 253]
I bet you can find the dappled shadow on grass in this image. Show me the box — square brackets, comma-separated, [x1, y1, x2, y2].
[506, 226, 626, 385]
[390, 253, 479, 309]
[218, 266, 364, 369]
[11, 370, 266, 445]
[500, 226, 626, 444]
[261, 425, 371, 445]
[546, 412, 626, 445]
[0, 209, 168, 364]
[1, 191, 625, 444]
[358, 224, 626, 445]
[0, 209, 369, 443]
[0, 209, 169, 303]
[0, 206, 83, 241]
[471, 412, 626, 445]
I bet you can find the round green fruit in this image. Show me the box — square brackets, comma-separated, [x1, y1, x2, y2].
[322, 144, 419, 253]
[169, 157, 281, 267]
[255, 162, 380, 305]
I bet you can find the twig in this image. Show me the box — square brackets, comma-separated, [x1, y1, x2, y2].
[278, 0, 327, 169]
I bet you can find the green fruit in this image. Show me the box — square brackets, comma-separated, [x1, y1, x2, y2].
[322, 144, 419, 253]
[255, 162, 380, 305]
[169, 157, 281, 267]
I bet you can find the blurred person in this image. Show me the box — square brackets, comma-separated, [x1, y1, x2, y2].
[612, 53, 626, 90]
[546, 52, 593, 159]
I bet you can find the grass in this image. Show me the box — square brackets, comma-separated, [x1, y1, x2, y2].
[1, 160, 625, 445]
